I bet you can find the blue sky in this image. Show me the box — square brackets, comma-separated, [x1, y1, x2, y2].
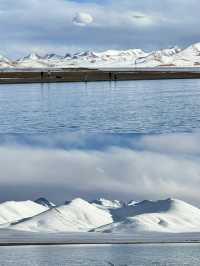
[1, 0, 200, 57]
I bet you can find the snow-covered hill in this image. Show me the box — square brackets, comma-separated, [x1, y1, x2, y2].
[0, 55, 13, 68]
[16, 53, 50, 68]
[0, 200, 48, 226]
[135, 47, 181, 67]
[2, 42, 200, 69]
[172, 43, 200, 67]
[95, 199, 200, 233]
[0, 197, 200, 234]
[10, 198, 113, 232]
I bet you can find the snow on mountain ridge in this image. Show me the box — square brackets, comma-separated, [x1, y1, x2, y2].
[44, 54, 63, 60]
[10, 198, 113, 232]
[0, 200, 48, 226]
[95, 198, 200, 233]
[172, 43, 200, 66]
[135, 47, 181, 67]
[127, 200, 138, 206]
[0, 197, 198, 234]
[35, 198, 55, 208]
[20, 53, 42, 61]
[91, 198, 124, 210]
[0, 54, 12, 63]
[0, 54, 13, 68]
[4, 197, 200, 234]
[1, 42, 200, 68]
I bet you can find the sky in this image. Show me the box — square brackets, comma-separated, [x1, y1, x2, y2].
[1, 0, 200, 58]
[1, 1, 200, 206]
[1, 132, 200, 206]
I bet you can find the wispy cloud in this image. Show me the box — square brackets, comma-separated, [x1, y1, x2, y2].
[73, 12, 94, 26]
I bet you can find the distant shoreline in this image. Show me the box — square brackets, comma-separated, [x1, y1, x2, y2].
[1, 68, 200, 84]
[1, 241, 200, 247]
[1, 230, 200, 246]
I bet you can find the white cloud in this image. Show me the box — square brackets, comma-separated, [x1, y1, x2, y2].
[137, 131, 200, 155]
[1, 132, 200, 205]
[0, 0, 200, 57]
[73, 12, 93, 26]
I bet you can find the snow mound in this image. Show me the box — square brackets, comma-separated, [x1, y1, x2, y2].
[0, 200, 48, 226]
[95, 199, 200, 233]
[10, 198, 113, 232]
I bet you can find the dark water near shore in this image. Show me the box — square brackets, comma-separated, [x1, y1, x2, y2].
[0, 244, 200, 266]
[1, 79, 200, 134]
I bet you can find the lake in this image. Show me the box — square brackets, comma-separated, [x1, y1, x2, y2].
[0, 79, 200, 134]
[0, 243, 200, 266]
[1, 79, 200, 264]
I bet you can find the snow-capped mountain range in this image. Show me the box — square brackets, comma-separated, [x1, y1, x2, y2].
[2, 42, 200, 69]
[0, 197, 200, 234]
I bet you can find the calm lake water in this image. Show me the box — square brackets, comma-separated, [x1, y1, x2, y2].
[0, 244, 200, 266]
[1, 80, 200, 264]
[1, 79, 200, 133]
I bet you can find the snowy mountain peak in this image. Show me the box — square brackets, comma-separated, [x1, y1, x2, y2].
[135, 47, 181, 67]
[92, 198, 124, 209]
[190, 43, 200, 52]
[0, 54, 11, 63]
[69, 197, 91, 207]
[2, 41, 200, 68]
[10, 197, 113, 232]
[35, 198, 55, 208]
[0, 200, 48, 226]
[127, 200, 138, 206]
[72, 51, 98, 59]
[22, 53, 41, 61]
[0, 197, 198, 234]
[64, 53, 71, 59]
[95, 198, 200, 234]
[44, 53, 63, 60]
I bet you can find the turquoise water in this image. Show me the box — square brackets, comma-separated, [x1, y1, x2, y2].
[0, 244, 200, 266]
[1, 79, 200, 133]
